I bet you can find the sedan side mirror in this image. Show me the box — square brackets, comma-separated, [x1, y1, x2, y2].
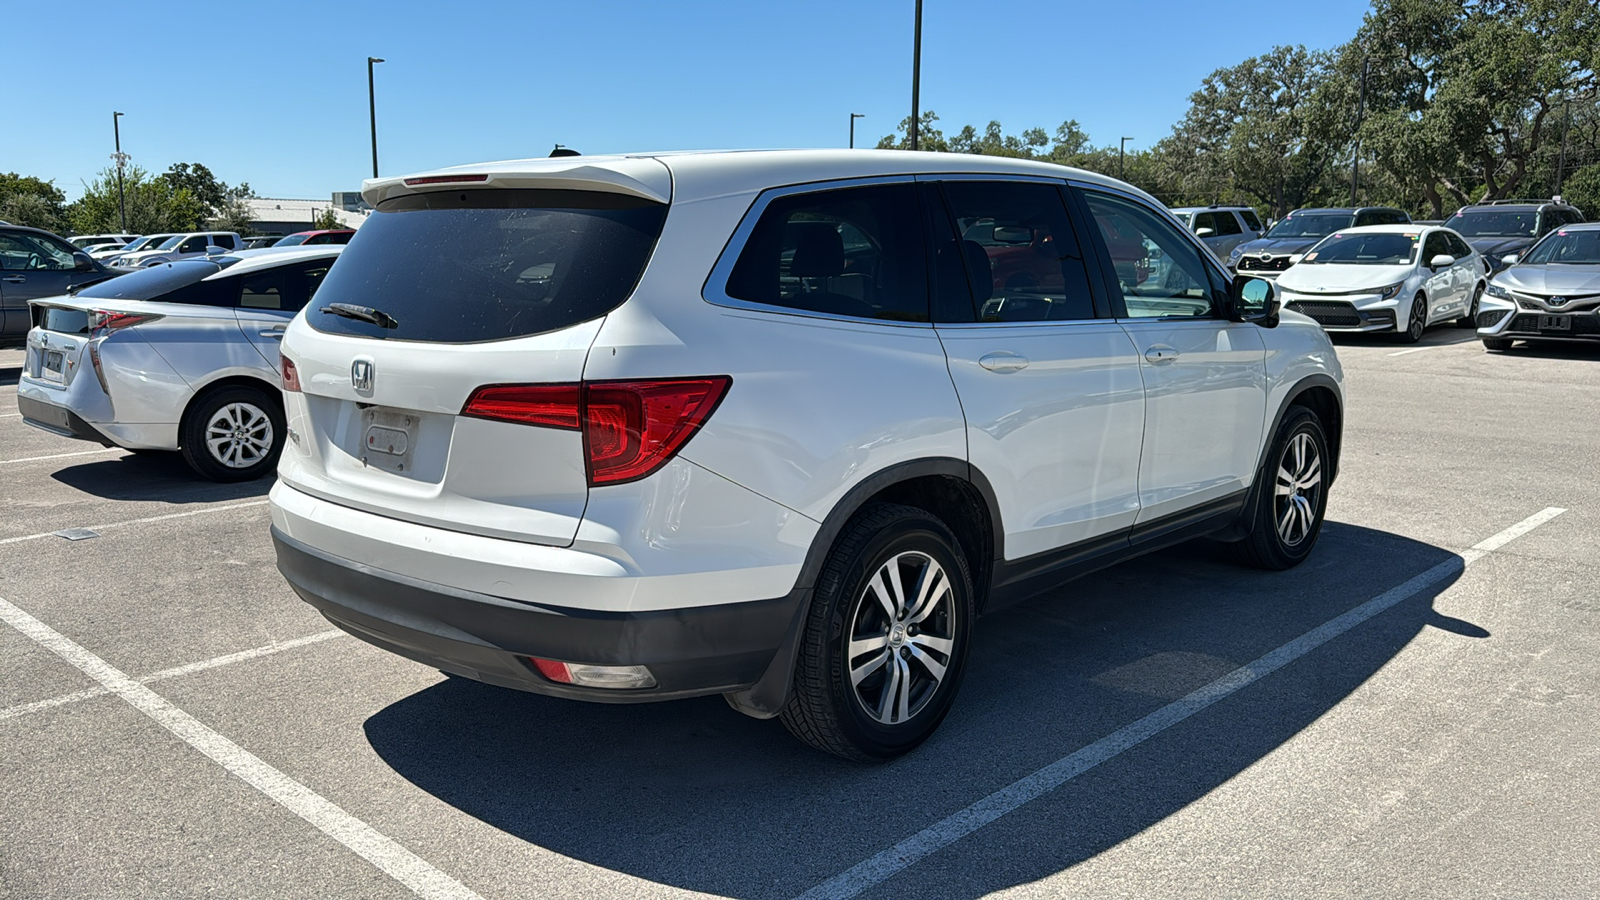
[72, 251, 96, 272]
[1499, 253, 1519, 267]
[1429, 253, 1455, 269]
[1227, 274, 1279, 328]
[1194, 227, 1216, 238]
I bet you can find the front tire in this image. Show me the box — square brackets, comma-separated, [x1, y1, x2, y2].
[780, 503, 974, 761]
[1231, 407, 1329, 570]
[179, 385, 285, 482]
[1396, 292, 1428, 343]
[1456, 283, 1483, 328]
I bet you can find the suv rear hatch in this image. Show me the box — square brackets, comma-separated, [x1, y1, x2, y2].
[278, 178, 671, 547]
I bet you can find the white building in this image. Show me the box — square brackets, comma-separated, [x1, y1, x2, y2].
[245, 196, 370, 236]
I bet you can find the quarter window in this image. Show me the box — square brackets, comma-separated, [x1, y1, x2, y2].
[934, 180, 1096, 322]
[725, 183, 928, 322]
[1239, 209, 1263, 232]
[1081, 190, 1217, 318]
[240, 260, 334, 311]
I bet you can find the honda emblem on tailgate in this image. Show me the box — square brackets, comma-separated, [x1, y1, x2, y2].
[351, 358, 374, 393]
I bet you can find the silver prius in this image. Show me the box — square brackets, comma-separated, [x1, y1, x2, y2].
[1476, 223, 1600, 351]
[16, 247, 341, 481]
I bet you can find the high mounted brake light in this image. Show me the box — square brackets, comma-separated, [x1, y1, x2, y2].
[461, 377, 732, 487]
[402, 173, 490, 186]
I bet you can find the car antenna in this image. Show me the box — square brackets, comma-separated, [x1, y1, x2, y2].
[550, 144, 581, 158]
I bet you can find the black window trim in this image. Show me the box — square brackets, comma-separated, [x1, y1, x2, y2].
[917, 174, 1114, 326]
[702, 174, 934, 329]
[1067, 181, 1234, 322]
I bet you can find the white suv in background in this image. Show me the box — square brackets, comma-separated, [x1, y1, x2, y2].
[114, 231, 243, 267]
[271, 151, 1345, 760]
[1169, 205, 1264, 260]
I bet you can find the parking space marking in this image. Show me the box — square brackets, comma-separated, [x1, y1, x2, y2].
[796, 507, 1567, 900]
[1388, 338, 1480, 356]
[0, 412, 21, 417]
[0, 594, 485, 900]
[0, 448, 123, 465]
[0, 499, 269, 547]
[0, 629, 344, 723]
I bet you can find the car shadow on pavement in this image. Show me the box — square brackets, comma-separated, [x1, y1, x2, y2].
[50, 454, 272, 503]
[1494, 342, 1600, 361]
[0, 365, 19, 387]
[364, 522, 1472, 899]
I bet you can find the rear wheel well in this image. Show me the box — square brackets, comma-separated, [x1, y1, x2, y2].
[179, 376, 281, 449]
[868, 475, 995, 610]
[1289, 385, 1341, 481]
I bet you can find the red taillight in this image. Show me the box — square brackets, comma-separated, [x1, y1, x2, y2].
[403, 173, 489, 186]
[461, 384, 581, 429]
[459, 376, 731, 487]
[89, 310, 159, 337]
[280, 354, 301, 392]
[529, 658, 573, 683]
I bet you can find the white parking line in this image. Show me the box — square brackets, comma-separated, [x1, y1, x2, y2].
[795, 507, 1567, 900]
[1388, 338, 1480, 356]
[0, 594, 484, 900]
[0, 629, 344, 722]
[0, 412, 21, 418]
[0, 499, 270, 547]
[0, 448, 122, 465]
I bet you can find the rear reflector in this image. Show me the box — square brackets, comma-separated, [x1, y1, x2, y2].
[460, 376, 731, 487]
[403, 173, 490, 186]
[280, 354, 301, 392]
[526, 657, 657, 690]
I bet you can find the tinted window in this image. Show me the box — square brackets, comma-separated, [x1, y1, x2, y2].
[725, 182, 927, 322]
[1265, 213, 1355, 238]
[178, 236, 207, 253]
[0, 233, 74, 270]
[1213, 212, 1243, 235]
[1445, 210, 1536, 237]
[1193, 212, 1217, 233]
[1082, 190, 1217, 318]
[1423, 232, 1451, 262]
[311, 188, 667, 343]
[1239, 209, 1263, 231]
[75, 260, 224, 300]
[240, 259, 334, 311]
[937, 180, 1095, 322]
[1445, 232, 1473, 259]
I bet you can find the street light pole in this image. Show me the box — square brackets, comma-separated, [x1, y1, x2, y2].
[849, 113, 865, 149]
[1119, 137, 1133, 181]
[909, 0, 922, 151]
[1351, 56, 1368, 206]
[367, 57, 385, 179]
[112, 112, 127, 233]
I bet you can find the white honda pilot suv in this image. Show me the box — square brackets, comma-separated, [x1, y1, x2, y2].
[271, 150, 1344, 760]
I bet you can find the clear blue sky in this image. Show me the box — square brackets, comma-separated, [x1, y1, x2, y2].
[2, 1, 1375, 202]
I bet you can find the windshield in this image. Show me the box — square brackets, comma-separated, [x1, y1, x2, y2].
[1303, 232, 1419, 265]
[155, 235, 185, 251]
[1445, 211, 1537, 237]
[74, 260, 221, 299]
[273, 234, 309, 247]
[1522, 229, 1600, 265]
[1265, 213, 1355, 239]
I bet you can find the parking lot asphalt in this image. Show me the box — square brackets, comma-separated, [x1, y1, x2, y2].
[2, 331, 1597, 900]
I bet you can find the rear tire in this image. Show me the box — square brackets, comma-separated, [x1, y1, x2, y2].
[780, 503, 974, 761]
[1482, 337, 1514, 352]
[179, 385, 285, 482]
[1231, 407, 1329, 571]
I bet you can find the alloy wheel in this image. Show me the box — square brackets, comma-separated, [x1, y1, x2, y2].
[204, 402, 274, 469]
[1274, 431, 1323, 547]
[1407, 293, 1427, 341]
[846, 551, 957, 725]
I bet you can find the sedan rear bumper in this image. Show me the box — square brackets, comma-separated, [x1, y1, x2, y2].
[16, 395, 114, 446]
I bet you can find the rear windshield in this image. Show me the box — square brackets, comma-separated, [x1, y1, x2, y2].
[308, 188, 668, 343]
[75, 260, 224, 299]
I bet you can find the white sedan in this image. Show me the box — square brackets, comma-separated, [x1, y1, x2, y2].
[1275, 224, 1490, 343]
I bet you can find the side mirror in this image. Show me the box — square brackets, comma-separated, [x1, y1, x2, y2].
[1429, 253, 1455, 269]
[1227, 274, 1279, 327]
[1499, 253, 1519, 267]
[204, 244, 227, 256]
[1194, 227, 1216, 238]
[72, 251, 96, 272]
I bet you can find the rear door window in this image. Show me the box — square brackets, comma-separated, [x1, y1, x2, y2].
[308, 189, 668, 343]
[178, 236, 207, 253]
[934, 180, 1097, 322]
[1213, 212, 1243, 235]
[240, 259, 334, 311]
[724, 182, 928, 322]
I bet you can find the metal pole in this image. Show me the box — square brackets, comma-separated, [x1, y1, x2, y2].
[1351, 57, 1367, 206]
[1555, 94, 1570, 196]
[1119, 137, 1132, 181]
[113, 112, 127, 233]
[910, 0, 922, 151]
[367, 57, 385, 178]
[850, 113, 864, 149]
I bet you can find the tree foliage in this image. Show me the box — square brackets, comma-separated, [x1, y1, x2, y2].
[311, 208, 342, 230]
[67, 166, 205, 235]
[0, 172, 69, 232]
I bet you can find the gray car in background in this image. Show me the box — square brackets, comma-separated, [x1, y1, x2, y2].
[1475, 222, 1600, 350]
[1, 224, 121, 346]
[1169, 206, 1264, 260]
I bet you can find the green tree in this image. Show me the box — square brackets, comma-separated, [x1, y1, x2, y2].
[67, 166, 204, 235]
[1559, 163, 1600, 220]
[311, 208, 342, 230]
[0, 172, 68, 232]
[874, 111, 949, 151]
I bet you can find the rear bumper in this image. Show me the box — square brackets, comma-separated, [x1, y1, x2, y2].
[272, 526, 803, 703]
[16, 394, 115, 446]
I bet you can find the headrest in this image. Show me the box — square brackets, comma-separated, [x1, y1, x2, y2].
[789, 222, 845, 278]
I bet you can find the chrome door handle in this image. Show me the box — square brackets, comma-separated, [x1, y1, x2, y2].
[978, 352, 1029, 372]
[2, 275, 25, 283]
[259, 328, 286, 340]
[1144, 345, 1180, 364]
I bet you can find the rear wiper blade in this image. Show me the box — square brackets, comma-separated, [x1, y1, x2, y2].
[322, 303, 399, 329]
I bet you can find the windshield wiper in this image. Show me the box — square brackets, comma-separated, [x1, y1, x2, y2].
[322, 303, 399, 329]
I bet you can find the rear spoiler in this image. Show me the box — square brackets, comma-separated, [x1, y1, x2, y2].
[363, 156, 672, 208]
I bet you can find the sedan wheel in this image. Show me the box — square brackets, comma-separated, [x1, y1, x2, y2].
[180, 386, 286, 483]
[205, 402, 275, 470]
[1398, 292, 1427, 343]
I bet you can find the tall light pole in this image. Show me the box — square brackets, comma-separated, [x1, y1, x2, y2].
[1351, 56, 1368, 206]
[909, 0, 922, 151]
[1119, 136, 1133, 181]
[367, 57, 385, 179]
[1555, 93, 1571, 196]
[112, 112, 128, 232]
[849, 113, 865, 149]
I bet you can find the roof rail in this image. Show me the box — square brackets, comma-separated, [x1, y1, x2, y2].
[1478, 198, 1555, 206]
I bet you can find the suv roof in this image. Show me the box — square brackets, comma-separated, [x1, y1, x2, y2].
[1289, 206, 1408, 216]
[1452, 199, 1580, 214]
[1169, 205, 1256, 213]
